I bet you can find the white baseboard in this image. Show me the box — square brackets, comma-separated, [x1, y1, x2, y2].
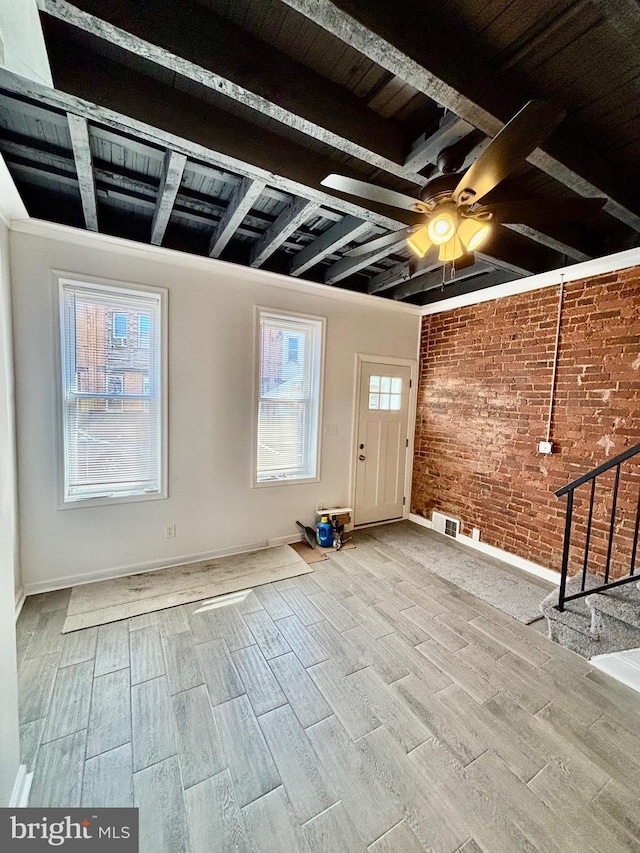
[408, 513, 432, 530]
[267, 533, 302, 547]
[15, 588, 25, 620]
[9, 765, 33, 807]
[22, 537, 288, 596]
[590, 648, 640, 694]
[408, 513, 560, 586]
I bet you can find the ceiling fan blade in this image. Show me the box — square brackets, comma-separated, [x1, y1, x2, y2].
[453, 100, 567, 205]
[321, 174, 423, 211]
[485, 197, 606, 225]
[345, 226, 415, 257]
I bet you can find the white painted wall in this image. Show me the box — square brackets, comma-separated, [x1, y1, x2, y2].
[10, 221, 421, 592]
[0, 182, 23, 803]
[0, 0, 52, 86]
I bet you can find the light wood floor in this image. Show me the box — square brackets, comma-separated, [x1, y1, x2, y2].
[16, 531, 640, 853]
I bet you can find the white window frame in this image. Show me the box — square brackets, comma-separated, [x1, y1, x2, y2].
[253, 307, 325, 487]
[53, 272, 168, 509]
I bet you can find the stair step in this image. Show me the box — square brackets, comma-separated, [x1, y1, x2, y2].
[586, 581, 640, 631]
[540, 573, 640, 659]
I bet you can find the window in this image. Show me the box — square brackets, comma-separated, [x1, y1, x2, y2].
[138, 313, 150, 348]
[112, 311, 127, 344]
[58, 277, 166, 505]
[256, 310, 324, 483]
[106, 374, 124, 411]
[368, 375, 402, 410]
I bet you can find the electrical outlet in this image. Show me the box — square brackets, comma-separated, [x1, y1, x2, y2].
[472, 528, 480, 542]
[164, 524, 176, 539]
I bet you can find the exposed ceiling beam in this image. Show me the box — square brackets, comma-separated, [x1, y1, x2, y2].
[392, 261, 496, 301]
[66, 113, 97, 230]
[4, 154, 306, 248]
[324, 239, 407, 284]
[281, 0, 640, 233]
[250, 198, 318, 268]
[372, 259, 442, 296]
[289, 215, 371, 277]
[0, 136, 342, 253]
[474, 251, 530, 277]
[0, 68, 408, 237]
[502, 224, 591, 262]
[405, 113, 474, 172]
[208, 177, 266, 259]
[416, 269, 519, 306]
[38, 0, 427, 184]
[150, 149, 186, 246]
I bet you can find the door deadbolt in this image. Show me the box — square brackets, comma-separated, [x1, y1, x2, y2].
[359, 443, 364, 449]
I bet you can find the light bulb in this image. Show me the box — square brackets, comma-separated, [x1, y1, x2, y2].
[427, 210, 456, 245]
[458, 218, 491, 251]
[407, 225, 432, 258]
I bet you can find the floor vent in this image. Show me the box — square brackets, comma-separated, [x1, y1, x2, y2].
[432, 511, 460, 539]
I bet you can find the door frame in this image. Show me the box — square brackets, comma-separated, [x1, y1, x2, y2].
[350, 353, 418, 527]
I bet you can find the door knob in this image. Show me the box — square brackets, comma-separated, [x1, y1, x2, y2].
[359, 454, 366, 461]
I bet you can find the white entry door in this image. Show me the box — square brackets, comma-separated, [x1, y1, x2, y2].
[354, 361, 412, 526]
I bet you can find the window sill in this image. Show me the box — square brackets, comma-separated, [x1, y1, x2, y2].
[252, 475, 320, 489]
[57, 489, 167, 510]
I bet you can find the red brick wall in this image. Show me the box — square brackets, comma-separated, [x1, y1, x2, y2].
[411, 266, 640, 575]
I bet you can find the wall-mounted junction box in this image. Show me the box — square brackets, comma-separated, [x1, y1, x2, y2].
[538, 440, 554, 455]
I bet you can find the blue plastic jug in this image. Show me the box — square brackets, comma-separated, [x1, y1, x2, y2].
[316, 517, 333, 548]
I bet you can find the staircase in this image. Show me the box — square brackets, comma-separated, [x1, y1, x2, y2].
[541, 442, 640, 659]
[541, 575, 640, 658]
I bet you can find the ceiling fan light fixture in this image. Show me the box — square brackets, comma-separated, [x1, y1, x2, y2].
[438, 234, 464, 262]
[427, 210, 457, 245]
[458, 218, 491, 251]
[407, 225, 432, 258]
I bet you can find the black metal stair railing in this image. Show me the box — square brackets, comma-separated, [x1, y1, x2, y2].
[555, 442, 640, 611]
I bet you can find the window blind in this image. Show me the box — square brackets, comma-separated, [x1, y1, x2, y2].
[59, 280, 163, 503]
[257, 311, 323, 482]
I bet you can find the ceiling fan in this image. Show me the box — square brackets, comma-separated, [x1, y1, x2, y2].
[322, 101, 604, 265]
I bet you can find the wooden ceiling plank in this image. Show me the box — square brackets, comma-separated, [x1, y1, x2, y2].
[281, 0, 640, 232]
[289, 214, 370, 276]
[150, 149, 187, 245]
[0, 92, 68, 128]
[66, 113, 98, 230]
[250, 197, 318, 267]
[39, 0, 426, 184]
[404, 113, 475, 171]
[208, 176, 266, 258]
[324, 238, 406, 284]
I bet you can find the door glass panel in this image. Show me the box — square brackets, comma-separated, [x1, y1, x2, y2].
[368, 375, 403, 410]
